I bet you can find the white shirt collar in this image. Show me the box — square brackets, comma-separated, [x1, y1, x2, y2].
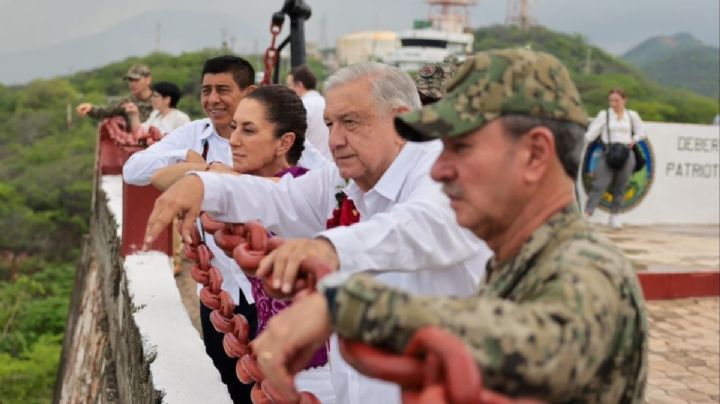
[344, 142, 417, 202]
[302, 90, 322, 100]
[199, 119, 226, 143]
[609, 108, 630, 120]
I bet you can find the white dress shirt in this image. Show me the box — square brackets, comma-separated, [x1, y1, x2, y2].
[585, 108, 646, 145]
[142, 108, 191, 136]
[302, 90, 333, 161]
[195, 140, 492, 404]
[298, 138, 330, 170]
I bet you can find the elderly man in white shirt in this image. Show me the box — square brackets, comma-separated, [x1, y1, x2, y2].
[287, 65, 333, 161]
[144, 62, 492, 404]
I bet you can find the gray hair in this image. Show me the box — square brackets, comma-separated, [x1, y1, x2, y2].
[501, 115, 586, 181]
[325, 62, 422, 113]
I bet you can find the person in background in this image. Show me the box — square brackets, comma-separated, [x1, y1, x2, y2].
[287, 65, 332, 160]
[123, 80, 191, 280]
[250, 49, 648, 404]
[413, 60, 457, 105]
[76, 64, 154, 126]
[126, 81, 190, 136]
[584, 88, 646, 229]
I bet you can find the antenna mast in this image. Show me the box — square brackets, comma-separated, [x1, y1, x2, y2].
[426, 0, 477, 33]
[155, 22, 162, 52]
[506, 0, 536, 30]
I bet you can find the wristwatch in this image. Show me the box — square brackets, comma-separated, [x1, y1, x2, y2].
[317, 271, 352, 321]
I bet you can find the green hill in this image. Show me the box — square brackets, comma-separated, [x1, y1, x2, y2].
[622, 33, 719, 99]
[473, 25, 719, 123]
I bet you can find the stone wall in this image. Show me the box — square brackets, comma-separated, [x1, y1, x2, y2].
[54, 175, 231, 404]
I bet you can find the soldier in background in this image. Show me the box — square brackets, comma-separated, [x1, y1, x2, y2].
[76, 64, 154, 126]
[414, 60, 457, 105]
[251, 49, 648, 403]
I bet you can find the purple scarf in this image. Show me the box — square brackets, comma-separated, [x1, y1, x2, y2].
[248, 165, 327, 368]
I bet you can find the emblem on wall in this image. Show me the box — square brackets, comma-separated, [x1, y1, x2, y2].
[581, 139, 656, 213]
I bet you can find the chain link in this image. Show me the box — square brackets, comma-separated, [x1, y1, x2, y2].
[184, 214, 523, 403]
[100, 116, 163, 147]
[185, 214, 321, 403]
[261, 18, 284, 86]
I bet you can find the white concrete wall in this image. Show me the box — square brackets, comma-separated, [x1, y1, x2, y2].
[579, 122, 719, 225]
[101, 176, 232, 404]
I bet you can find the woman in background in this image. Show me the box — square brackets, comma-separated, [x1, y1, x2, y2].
[126, 81, 190, 136]
[584, 88, 646, 229]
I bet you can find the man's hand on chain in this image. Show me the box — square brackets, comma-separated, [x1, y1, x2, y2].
[256, 238, 339, 295]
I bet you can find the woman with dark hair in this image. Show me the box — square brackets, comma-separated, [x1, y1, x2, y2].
[584, 88, 646, 229]
[150, 85, 308, 187]
[151, 85, 334, 403]
[226, 84, 308, 177]
[227, 86, 334, 402]
[126, 81, 190, 136]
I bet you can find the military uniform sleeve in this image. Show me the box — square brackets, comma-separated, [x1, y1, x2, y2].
[132, 95, 154, 122]
[330, 268, 622, 400]
[87, 95, 131, 120]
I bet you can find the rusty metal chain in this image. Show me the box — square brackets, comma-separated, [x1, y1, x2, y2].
[339, 328, 544, 404]
[100, 117, 163, 147]
[188, 215, 531, 403]
[186, 214, 321, 404]
[261, 14, 285, 86]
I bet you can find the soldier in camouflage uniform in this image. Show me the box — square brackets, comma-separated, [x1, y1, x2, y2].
[76, 64, 154, 127]
[414, 60, 457, 105]
[251, 48, 648, 403]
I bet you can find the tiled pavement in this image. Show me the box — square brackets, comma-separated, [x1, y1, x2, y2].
[645, 298, 720, 403]
[593, 225, 719, 402]
[598, 224, 719, 273]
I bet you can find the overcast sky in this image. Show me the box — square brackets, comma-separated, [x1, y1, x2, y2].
[1, 0, 718, 56]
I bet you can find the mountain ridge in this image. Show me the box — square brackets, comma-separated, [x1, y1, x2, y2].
[471, 25, 718, 123]
[622, 33, 719, 99]
[0, 9, 256, 85]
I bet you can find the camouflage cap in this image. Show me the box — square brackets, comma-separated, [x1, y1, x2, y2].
[124, 64, 151, 80]
[414, 61, 457, 103]
[442, 54, 461, 66]
[396, 48, 588, 141]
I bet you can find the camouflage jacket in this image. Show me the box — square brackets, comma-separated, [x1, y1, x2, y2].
[87, 93, 153, 125]
[330, 204, 648, 403]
